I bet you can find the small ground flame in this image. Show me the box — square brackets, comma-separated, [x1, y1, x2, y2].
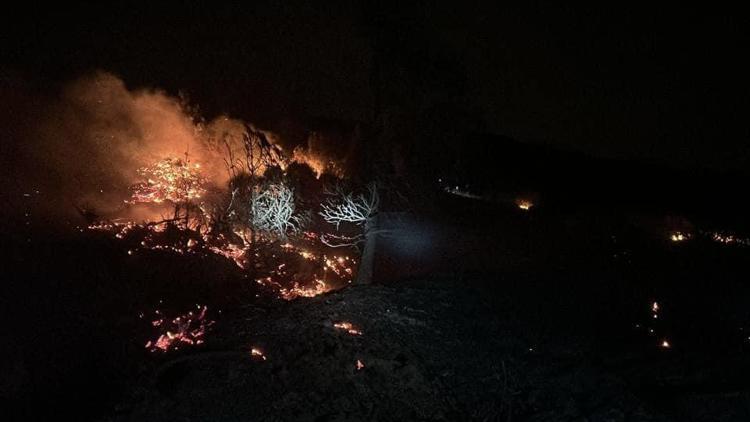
[279, 279, 331, 300]
[516, 199, 534, 211]
[334, 321, 363, 336]
[145, 305, 213, 353]
[709, 231, 750, 246]
[356, 359, 365, 370]
[670, 232, 689, 242]
[251, 347, 267, 360]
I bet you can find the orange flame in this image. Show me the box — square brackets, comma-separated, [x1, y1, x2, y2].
[251, 347, 267, 360]
[334, 321, 363, 336]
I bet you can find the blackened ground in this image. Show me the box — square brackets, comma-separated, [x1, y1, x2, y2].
[106, 194, 750, 421]
[109, 279, 665, 422]
[4, 192, 750, 421]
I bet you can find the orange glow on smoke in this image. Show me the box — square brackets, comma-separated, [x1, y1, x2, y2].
[128, 157, 206, 205]
[291, 146, 344, 179]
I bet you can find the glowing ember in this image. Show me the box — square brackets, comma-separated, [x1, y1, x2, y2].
[334, 321, 363, 336]
[324, 255, 355, 277]
[252, 242, 356, 301]
[356, 359, 365, 370]
[709, 231, 750, 246]
[279, 279, 331, 301]
[291, 144, 344, 179]
[92, 218, 355, 301]
[145, 305, 213, 353]
[129, 157, 206, 205]
[670, 232, 689, 242]
[251, 347, 267, 360]
[208, 243, 248, 269]
[516, 199, 534, 211]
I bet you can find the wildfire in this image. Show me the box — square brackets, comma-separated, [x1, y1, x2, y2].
[334, 321, 363, 336]
[670, 232, 689, 242]
[208, 243, 248, 269]
[86, 146, 361, 348]
[651, 301, 660, 321]
[516, 199, 534, 211]
[253, 242, 356, 300]
[666, 229, 750, 246]
[144, 305, 213, 352]
[92, 215, 354, 302]
[324, 255, 355, 277]
[129, 157, 206, 205]
[88, 220, 141, 240]
[250, 347, 267, 360]
[291, 145, 344, 179]
[356, 359, 365, 370]
[279, 279, 331, 301]
[636, 301, 674, 351]
[709, 231, 750, 246]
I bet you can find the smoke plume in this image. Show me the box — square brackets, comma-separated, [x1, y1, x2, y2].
[1, 71, 347, 224]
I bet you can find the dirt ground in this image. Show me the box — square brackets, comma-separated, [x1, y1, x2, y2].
[5, 194, 750, 421]
[108, 279, 664, 421]
[106, 197, 750, 421]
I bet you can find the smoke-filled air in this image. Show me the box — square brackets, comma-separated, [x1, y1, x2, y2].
[3, 71, 349, 223]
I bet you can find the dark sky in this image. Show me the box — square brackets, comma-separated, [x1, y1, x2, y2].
[2, 2, 747, 170]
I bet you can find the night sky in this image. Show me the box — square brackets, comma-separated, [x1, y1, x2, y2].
[2, 2, 747, 170]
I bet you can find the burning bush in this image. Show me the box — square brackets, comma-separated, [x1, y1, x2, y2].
[128, 156, 208, 230]
[129, 157, 206, 205]
[77, 79, 383, 312]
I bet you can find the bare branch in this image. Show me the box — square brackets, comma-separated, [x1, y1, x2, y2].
[250, 182, 304, 238]
[320, 233, 365, 248]
[319, 182, 379, 229]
